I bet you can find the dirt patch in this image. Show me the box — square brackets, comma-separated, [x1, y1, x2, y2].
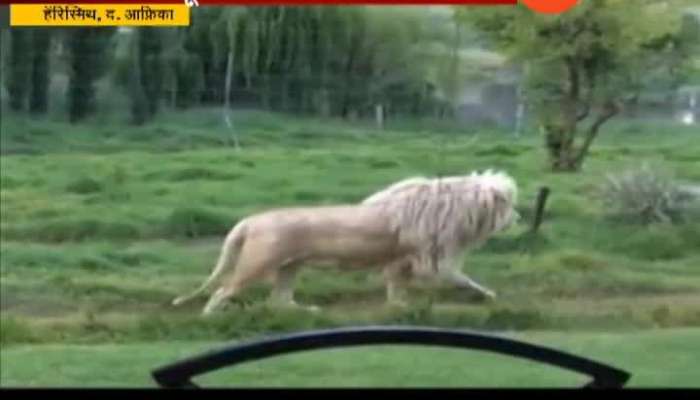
[1, 290, 77, 318]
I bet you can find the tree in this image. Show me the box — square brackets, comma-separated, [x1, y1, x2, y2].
[184, 8, 226, 105]
[29, 28, 51, 115]
[456, 0, 699, 171]
[7, 28, 54, 116]
[138, 28, 164, 118]
[97, 6, 472, 123]
[66, 28, 116, 123]
[7, 29, 31, 112]
[123, 28, 164, 124]
[128, 30, 149, 125]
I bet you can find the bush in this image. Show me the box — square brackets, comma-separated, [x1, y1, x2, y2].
[599, 163, 696, 224]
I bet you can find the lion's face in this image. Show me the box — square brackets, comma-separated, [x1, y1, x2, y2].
[497, 208, 520, 232]
[492, 188, 520, 233]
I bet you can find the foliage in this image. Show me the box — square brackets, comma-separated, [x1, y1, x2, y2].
[600, 163, 697, 224]
[7, 30, 31, 112]
[29, 29, 51, 115]
[455, 0, 700, 171]
[80, 7, 480, 121]
[66, 28, 117, 123]
[6, 29, 52, 115]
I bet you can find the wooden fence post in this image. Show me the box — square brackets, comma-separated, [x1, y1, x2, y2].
[531, 186, 551, 234]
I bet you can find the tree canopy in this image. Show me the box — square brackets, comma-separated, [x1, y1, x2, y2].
[455, 0, 700, 171]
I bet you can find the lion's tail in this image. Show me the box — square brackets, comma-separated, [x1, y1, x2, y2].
[172, 221, 247, 307]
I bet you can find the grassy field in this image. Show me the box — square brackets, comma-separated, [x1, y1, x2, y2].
[1, 109, 699, 387]
[2, 328, 698, 387]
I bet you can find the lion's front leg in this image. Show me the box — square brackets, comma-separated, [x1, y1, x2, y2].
[383, 260, 412, 307]
[443, 269, 496, 300]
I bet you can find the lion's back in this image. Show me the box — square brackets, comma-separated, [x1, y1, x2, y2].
[241, 205, 402, 264]
[247, 205, 391, 237]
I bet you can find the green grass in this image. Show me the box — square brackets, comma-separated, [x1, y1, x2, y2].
[1, 109, 700, 365]
[1, 328, 698, 387]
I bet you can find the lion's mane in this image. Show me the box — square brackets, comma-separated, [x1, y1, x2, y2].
[362, 170, 518, 277]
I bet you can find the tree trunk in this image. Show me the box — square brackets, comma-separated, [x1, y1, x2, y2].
[8, 30, 31, 112]
[67, 29, 94, 123]
[66, 28, 114, 123]
[318, 88, 330, 118]
[514, 98, 525, 137]
[29, 29, 51, 115]
[261, 73, 272, 110]
[375, 103, 384, 130]
[280, 77, 289, 112]
[139, 28, 163, 119]
[129, 31, 148, 126]
[531, 186, 551, 234]
[224, 52, 233, 110]
[543, 57, 600, 172]
[544, 124, 579, 171]
[544, 99, 620, 172]
[170, 78, 177, 109]
[572, 100, 620, 168]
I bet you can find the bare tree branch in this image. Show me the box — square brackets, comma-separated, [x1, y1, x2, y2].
[577, 71, 595, 121]
[574, 99, 621, 167]
[565, 56, 580, 100]
[577, 103, 591, 122]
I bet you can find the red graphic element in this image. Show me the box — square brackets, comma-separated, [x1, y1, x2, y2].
[521, 0, 578, 14]
[2, 0, 516, 4]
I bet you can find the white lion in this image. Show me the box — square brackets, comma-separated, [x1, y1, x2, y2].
[172, 170, 519, 315]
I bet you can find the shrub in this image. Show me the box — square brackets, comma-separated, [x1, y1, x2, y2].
[599, 163, 696, 224]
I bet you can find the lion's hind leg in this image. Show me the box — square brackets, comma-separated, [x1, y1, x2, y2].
[201, 249, 276, 316]
[202, 285, 239, 315]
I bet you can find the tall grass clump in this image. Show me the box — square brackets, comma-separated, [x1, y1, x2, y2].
[599, 163, 697, 224]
